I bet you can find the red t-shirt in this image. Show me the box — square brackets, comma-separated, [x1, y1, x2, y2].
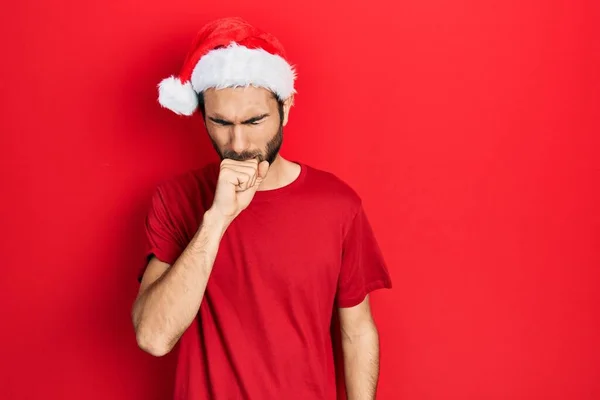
[140, 160, 392, 400]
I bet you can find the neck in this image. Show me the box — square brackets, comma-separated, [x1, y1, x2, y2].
[257, 155, 299, 191]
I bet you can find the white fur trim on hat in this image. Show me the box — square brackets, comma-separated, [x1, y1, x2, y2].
[191, 42, 296, 100]
[157, 77, 199, 116]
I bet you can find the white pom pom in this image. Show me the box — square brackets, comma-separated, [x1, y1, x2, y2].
[157, 76, 198, 116]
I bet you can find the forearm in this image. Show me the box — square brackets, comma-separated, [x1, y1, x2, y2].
[341, 324, 380, 400]
[133, 208, 229, 355]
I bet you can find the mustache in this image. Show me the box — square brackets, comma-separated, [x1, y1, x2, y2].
[213, 124, 283, 164]
[221, 150, 264, 162]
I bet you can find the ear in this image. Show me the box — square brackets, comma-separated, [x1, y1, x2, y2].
[282, 95, 294, 126]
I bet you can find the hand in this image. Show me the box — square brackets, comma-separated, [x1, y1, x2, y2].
[210, 158, 270, 223]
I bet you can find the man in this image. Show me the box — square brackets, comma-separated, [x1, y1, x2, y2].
[131, 16, 392, 400]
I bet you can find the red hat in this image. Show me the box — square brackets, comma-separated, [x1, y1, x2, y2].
[157, 17, 297, 116]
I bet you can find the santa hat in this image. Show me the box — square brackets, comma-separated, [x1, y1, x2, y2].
[157, 17, 297, 116]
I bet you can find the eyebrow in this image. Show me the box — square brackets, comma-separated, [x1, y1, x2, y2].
[208, 113, 270, 125]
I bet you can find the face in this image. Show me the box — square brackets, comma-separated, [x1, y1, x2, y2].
[201, 86, 293, 165]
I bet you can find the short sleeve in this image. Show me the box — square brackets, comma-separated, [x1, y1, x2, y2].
[336, 204, 392, 308]
[138, 186, 185, 282]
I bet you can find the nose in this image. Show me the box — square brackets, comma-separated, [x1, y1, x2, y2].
[229, 124, 249, 154]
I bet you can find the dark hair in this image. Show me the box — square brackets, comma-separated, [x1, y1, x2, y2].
[196, 90, 285, 123]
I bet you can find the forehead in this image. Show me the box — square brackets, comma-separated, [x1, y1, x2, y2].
[203, 86, 276, 117]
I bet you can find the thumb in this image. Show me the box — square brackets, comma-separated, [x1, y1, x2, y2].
[256, 160, 270, 181]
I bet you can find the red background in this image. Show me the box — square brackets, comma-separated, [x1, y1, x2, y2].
[1, 0, 599, 399]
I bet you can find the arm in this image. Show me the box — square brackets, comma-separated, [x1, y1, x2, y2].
[131, 208, 229, 356]
[339, 295, 381, 400]
[132, 158, 269, 356]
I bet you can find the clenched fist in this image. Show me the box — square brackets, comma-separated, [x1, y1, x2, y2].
[210, 158, 270, 223]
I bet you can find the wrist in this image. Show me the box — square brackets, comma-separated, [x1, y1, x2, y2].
[203, 207, 232, 236]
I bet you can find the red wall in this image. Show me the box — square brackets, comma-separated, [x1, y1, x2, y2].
[1, 0, 598, 399]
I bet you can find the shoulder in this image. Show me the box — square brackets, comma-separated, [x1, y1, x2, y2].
[301, 162, 363, 215]
[150, 161, 219, 210]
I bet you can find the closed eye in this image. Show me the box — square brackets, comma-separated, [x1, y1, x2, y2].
[210, 118, 232, 126]
[208, 113, 270, 126]
[244, 114, 269, 125]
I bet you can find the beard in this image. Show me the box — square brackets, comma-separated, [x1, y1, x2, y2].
[210, 123, 283, 165]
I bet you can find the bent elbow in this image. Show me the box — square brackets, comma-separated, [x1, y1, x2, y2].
[135, 326, 173, 357]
